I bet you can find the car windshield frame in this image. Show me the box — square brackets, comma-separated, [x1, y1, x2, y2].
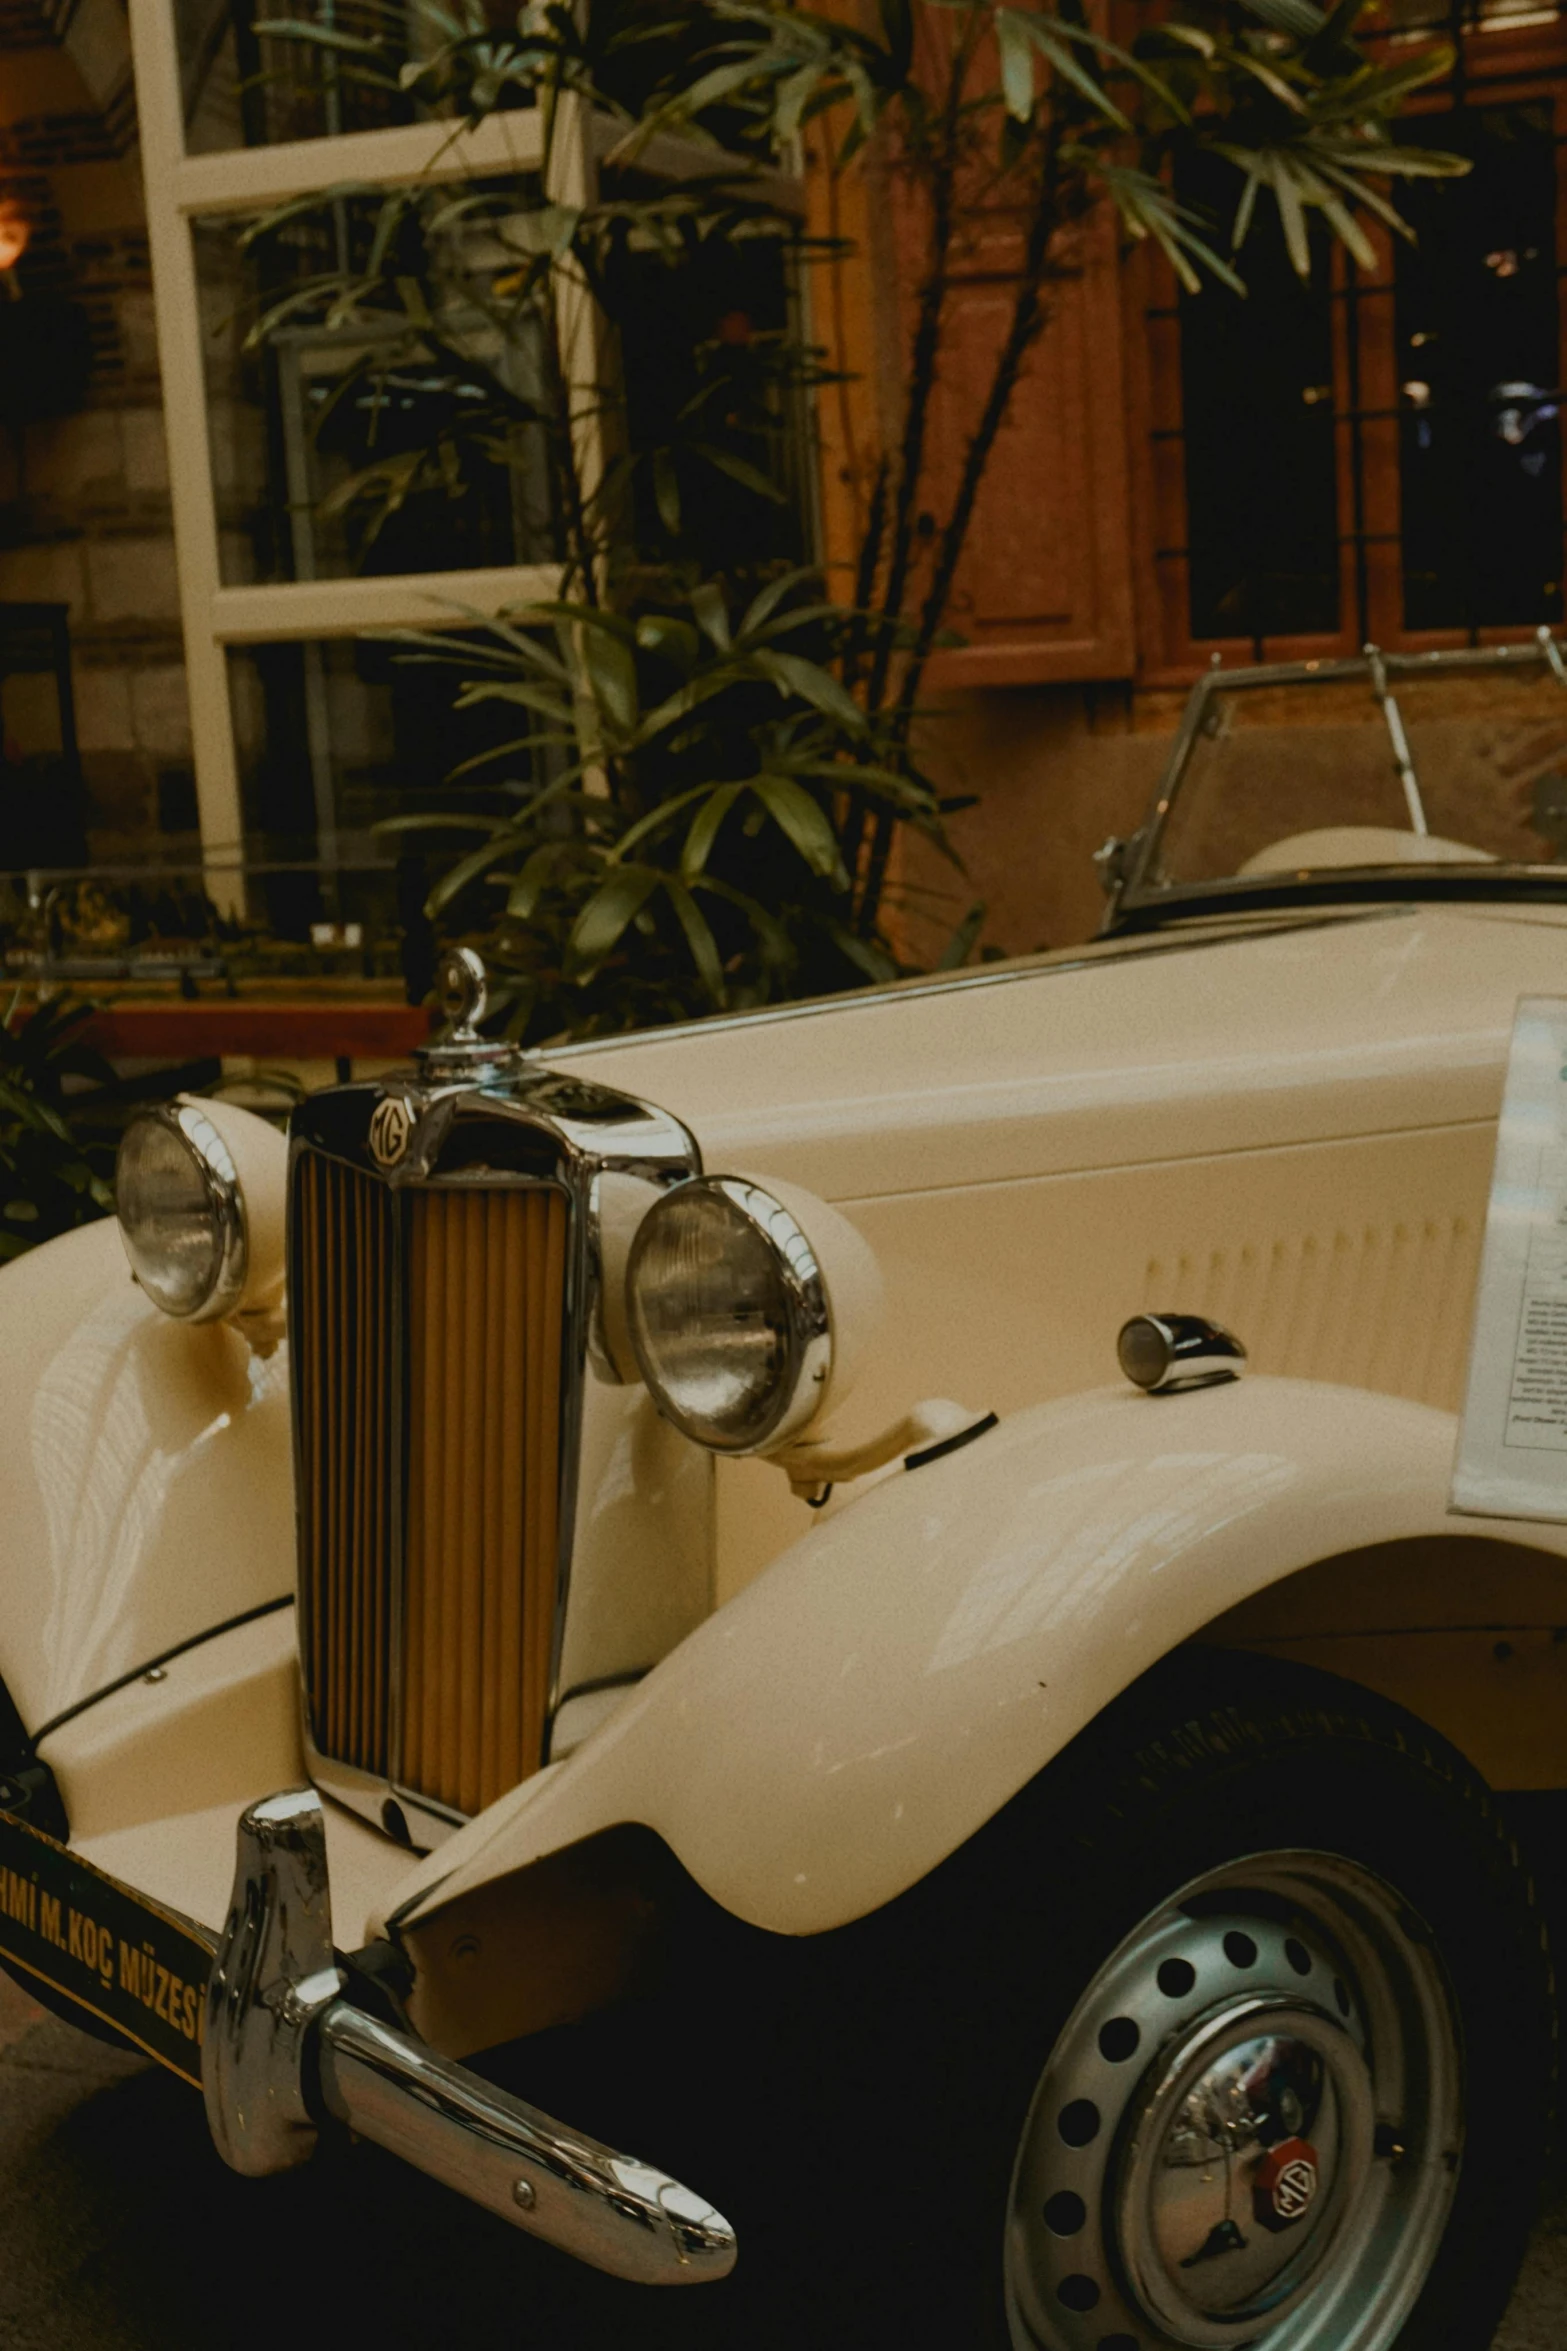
[1105, 632, 1567, 934]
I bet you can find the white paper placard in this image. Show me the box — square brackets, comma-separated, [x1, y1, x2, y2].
[1453, 996, 1567, 1520]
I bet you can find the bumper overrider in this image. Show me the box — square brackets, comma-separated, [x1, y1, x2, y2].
[204, 1789, 736, 2285]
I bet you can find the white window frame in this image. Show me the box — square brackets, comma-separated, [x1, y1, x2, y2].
[126, 0, 800, 909]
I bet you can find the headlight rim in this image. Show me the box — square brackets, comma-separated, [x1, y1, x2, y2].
[116, 1098, 249, 1324]
[626, 1173, 832, 1456]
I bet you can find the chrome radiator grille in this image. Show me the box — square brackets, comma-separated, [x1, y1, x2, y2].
[404, 1185, 567, 1813]
[292, 1150, 569, 1820]
[295, 1152, 396, 1780]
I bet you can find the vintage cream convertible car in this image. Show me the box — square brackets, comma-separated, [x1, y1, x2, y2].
[8, 635, 1567, 2349]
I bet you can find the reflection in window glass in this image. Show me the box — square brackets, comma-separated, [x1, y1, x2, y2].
[179, 0, 419, 153]
[1396, 107, 1562, 631]
[195, 201, 556, 587]
[228, 634, 543, 932]
[1156, 660, 1567, 887]
[609, 181, 815, 574]
[1178, 159, 1340, 642]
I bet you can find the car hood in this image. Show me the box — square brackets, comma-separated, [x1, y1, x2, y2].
[548, 904, 1567, 1202]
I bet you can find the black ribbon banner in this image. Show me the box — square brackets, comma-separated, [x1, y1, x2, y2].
[0, 1807, 216, 2088]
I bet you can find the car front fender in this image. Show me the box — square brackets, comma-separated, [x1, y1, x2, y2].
[0, 1218, 293, 1736]
[384, 1374, 1567, 1946]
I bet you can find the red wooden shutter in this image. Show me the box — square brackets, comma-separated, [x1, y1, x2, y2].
[918, 203, 1137, 685]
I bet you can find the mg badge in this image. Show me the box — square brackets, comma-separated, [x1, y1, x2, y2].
[368, 1096, 412, 1169]
[1253, 2138, 1320, 2232]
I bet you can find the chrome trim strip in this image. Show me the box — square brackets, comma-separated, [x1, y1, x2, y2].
[32, 1595, 295, 1749]
[302, 1732, 467, 1853]
[287, 1061, 700, 1840]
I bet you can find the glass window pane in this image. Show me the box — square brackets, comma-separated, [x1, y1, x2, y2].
[607, 177, 814, 572]
[179, 0, 422, 154]
[1396, 106, 1562, 632]
[195, 196, 558, 586]
[1177, 160, 1340, 642]
[226, 631, 545, 949]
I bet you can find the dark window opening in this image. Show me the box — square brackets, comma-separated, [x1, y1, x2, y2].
[607, 197, 813, 575]
[1395, 105, 1563, 631]
[1177, 159, 1341, 642]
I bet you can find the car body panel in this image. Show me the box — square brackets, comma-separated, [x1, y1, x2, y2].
[0, 904, 1555, 1736]
[37, 1598, 412, 1947]
[549, 906, 1552, 1196]
[710, 1116, 1493, 1600]
[0, 1215, 293, 1733]
[5, 899, 1567, 1987]
[552, 904, 1567, 1593]
[376, 1375, 1567, 1959]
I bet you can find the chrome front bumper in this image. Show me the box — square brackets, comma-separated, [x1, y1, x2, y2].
[203, 1790, 736, 2286]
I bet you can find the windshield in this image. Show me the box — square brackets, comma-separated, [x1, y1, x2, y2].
[1128, 641, 1567, 910]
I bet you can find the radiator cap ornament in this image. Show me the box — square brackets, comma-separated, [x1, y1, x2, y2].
[416, 948, 522, 1079]
[438, 945, 488, 1037]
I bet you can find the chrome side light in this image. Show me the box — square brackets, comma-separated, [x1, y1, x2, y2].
[116, 1100, 248, 1322]
[1118, 1312, 1247, 1395]
[626, 1176, 833, 1455]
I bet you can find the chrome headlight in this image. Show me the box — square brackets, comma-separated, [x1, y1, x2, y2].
[626, 1176, 831, 1453]
[116, 1101, 248, 1322]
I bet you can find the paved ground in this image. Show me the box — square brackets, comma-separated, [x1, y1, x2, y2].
[1, 1965, 1564, 2351]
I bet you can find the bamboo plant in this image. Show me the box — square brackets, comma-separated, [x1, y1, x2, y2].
[245, 0, 1462, 1038]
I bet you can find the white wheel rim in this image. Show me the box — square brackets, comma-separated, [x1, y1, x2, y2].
[1004, 1850, 1463, 2351]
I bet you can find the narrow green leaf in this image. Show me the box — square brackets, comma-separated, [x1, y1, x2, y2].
[567, 864, 663, 978]
[1310, 180, 1376, 270]
[425, 833, 515, 914]
[1019, 15, 1129, 130]
[1225, 49, 1308, 113]
[253, 19, 391, 54]
[652, 448, 682, 536]
[692, 443, 788, 503]
[691, 581, 732, 651]
[775, 62, 823, 143]
[506, 842, 572, 921]
[751, 774, 847, 883]
[1159, 23, 1216, 58]
[373, 812, 507, 837]
[737, 566, 815, 638]
[450, 679, 572, 723]
[665, 878, 726, 1005]
[937, 900, 986, 969]
[751, 649, 865, 728]
[995, 10, 1038, 122]
[681, 778, 746, 877]
[635, 612, 701, 669]
[825, 921, 898, 985]
[579, 622, 639, 735]
[396, 275, 433, 328]
[612, 782, 715, 860]
[1272, 158, 1312, 279]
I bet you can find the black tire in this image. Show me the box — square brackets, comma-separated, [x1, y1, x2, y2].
[745, 1654, 1554, 2351]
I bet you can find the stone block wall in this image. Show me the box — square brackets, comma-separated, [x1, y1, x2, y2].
[0, 0, 196, 872]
